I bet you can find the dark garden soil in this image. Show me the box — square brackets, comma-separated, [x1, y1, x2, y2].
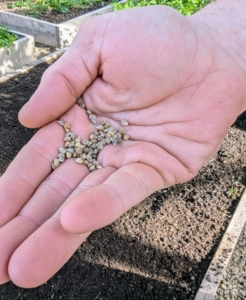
[0, 59, 246, 300]
[0, 0, 112, 24]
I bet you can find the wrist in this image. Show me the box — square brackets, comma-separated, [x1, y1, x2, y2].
[191, 0, 246, 76]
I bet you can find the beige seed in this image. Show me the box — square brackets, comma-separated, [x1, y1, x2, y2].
[120, 120, 128, 126]
[89, 114, 97, 124]
[75, 142, 81, 148]
[119, 128, 126, 134]
[89, 134, 95, 140]
[75, 137, 81, 143]
[82, 153, 86, 160]
[65, 128, 70, 133]
[58, 120, 65, 127]
[83, 160, 89, 165]
[76, 148, 82, 155]
[53, 159, 60, 168]
[89, 165, 96, 171]
[75, 158, 83, 164]
[64, 122, 71, 129]
[96, 125, 104, 131]
[66, 152, 72, 159]
[123, 134, 130, 141]
[104, 122, 110, 129]
[65, 141, 70, 148]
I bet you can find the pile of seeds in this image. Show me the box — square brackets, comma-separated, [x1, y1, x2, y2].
[51, 104, 130, 172]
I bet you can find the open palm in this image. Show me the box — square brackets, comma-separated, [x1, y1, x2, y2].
[0, 6, 245, 288]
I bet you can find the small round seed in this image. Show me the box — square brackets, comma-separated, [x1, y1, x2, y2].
[112, 138, 118, 146]
[104, 122, 110, 129]
[84, 148, 90, 154]
[65, 128, 70, 133]
[123, 134, 130, 141]
[66, 152, 72, 159]
[75, 142, 81, 148]
[59, 147, 66, 154]
[120, 120, 128, 126]
[69, 141, 75, 147]
[75, 148, 82, 155]
[70, 133, 76, 140]
[82, 140, 89, 146]
[119, 128, 126, 134]
[89, 134, 95, 140]
[58, 120, 65, 127]
[75, 137, 81, 143]
[64, 122, 71, 129]
[75, 158, 83, 164]
[68, 148, 75, 153]
[86, 110, 91, 115]
[89, 165, 96, 171]
[83, 160, 88, 165]
[53, 159, 60, 168]
[58, 157, 65, 163]
[86, 154, 93, 163]
[89, 114, 97, 124]
[96, 125, 104, 131]
[65, 141, 70, 148]
[82, 153, 86, 160]
[58, 153, 65, 159]
[64, 136, 71, 142]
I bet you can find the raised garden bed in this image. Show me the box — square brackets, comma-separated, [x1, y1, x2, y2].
[0, 29, 34, 77]
[0, 55, 245, 299]
[0, 1, 117, 48]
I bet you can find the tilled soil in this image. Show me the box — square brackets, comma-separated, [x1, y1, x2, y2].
[0, 0, 112, 23]
[0, 60, 245, 300]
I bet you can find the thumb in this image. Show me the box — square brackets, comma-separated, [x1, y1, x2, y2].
[18, 23, 101, 128]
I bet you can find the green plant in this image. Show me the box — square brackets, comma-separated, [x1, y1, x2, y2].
[0, 24, 18, 51]
[112, 0, 211, 16]
[228, 187, 238, 199]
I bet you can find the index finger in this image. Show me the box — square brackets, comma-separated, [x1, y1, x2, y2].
[18, 25, 100, 129]
[0, 105, 93, 227]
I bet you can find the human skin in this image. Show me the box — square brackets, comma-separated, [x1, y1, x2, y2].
[0, 1, 246, 288]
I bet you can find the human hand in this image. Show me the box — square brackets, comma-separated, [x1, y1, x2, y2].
[0, 5, 245, 288]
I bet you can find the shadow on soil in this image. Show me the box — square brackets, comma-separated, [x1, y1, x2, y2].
[0, 227, 210, 300]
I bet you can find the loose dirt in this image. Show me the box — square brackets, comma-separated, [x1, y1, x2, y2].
[0, 0, 112, 23]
